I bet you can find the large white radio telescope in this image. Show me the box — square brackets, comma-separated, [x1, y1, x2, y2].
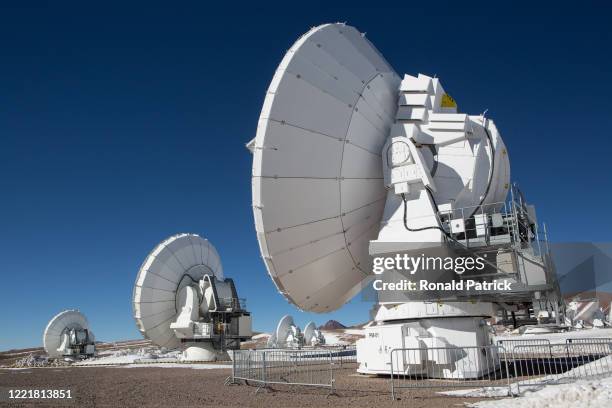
[132, 233, 252, 361]
[43, 309, 95, 359]
[250, 23, 561, 377]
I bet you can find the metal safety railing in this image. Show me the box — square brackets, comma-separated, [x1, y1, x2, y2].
[228, 348, 356, 394]
[566, 337, 612, 345]
[327, 344, 357, 366]
[390, 345, 510, 399]
[436, 184, 552, 277]
[218, 297, 247, 311]
[389, 340, 612, 399]
[511, 341, 612, 393]
[246, 344, 356, 360]
[436, 185, 546, 247]
[227, 341, 612, 399]
[497, 338, 552, 358]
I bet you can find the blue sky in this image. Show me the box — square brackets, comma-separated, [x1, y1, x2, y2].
[1, 2, 611, 350]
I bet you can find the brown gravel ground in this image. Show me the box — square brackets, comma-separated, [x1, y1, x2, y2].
[0, 365, 498, 408]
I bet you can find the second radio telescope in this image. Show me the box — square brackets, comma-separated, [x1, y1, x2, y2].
[133, 233, 252, 361]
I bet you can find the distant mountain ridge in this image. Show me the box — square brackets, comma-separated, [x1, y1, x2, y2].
[319, 320, 346, 330]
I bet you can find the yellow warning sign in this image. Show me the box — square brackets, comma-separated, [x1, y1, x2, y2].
[440, 93, 457, 108]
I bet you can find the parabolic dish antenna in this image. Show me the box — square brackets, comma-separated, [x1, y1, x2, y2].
[266, 332, 277, 348]
[270, 314, 303, 348]
[303, 321, 325, 346]
[251, 23, 401, 312]
[132, 233, 223, 349]
[303, 321, 316, 344]
[43, 309, 95, 358]
[275, 314, 296, 345]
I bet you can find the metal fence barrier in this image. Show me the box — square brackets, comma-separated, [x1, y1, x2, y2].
[228, 347, 357, 394]
[566, 337, 612, 345]
[390, 345, 510, 399]
[229, 341, 612, 399]
[497, 338, 552, 358]
[390, 341, 612, 399]
[326, 344, 357, 366]
[512, 341, 612, 393]
[500, 338, 554, 359]
[234, 344, 356, 362]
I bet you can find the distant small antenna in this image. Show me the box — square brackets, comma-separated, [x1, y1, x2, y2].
[43, 310, 95, 359]
[303, 321, 325, 346]
[271, 315, 304, 348]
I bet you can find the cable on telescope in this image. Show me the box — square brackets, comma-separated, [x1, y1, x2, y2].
[400, 190, 450, 238]
[475, 117, 495, 213]
[400, 189, 506, 277]
[400, 119, 495, 236]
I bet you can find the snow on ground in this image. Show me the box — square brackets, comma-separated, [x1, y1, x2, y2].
[72, 346, 233, 368]
[73, 347, 181, 366]
[73, 354, 137, 365]
[439, 352, 612, 406]
[468, 376, 612, 408]
[4, 367, 36, 371]
[320, 331, 349, 345]
[320, 329, 363, 345]
[239, 328, 360, 348]
[124, 363, 231, 369]
[494, 327, 612, 345]
[438, 386, 513, 398]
